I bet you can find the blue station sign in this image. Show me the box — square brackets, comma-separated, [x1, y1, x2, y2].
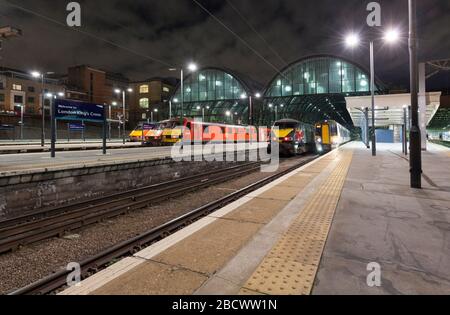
[68, 123, 85, 131]
[55, 100, 105, 123]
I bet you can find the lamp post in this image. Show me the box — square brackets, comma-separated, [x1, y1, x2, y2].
[114, 88, 133, 144]
[169, 63, 198, 120]
[409, 0, 422, 189]
[345, 29, 400, 156]
[31, 71, 55, 146]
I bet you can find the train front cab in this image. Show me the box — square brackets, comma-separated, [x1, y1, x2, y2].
[315, 122, 332, 153]
[271, 119, 315, 156]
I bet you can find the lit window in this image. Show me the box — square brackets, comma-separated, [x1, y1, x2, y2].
[163, 87, 170, 93]
[139, 85, 149, 94]
[139, 98, 149, 109]
[13, 84, 22, 91]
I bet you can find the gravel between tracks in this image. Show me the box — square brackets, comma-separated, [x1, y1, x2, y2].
[0, 157, 307, 294]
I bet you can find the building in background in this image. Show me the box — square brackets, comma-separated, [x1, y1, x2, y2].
[129, 77, 178, 124]
[66, 65, 130, 122]
[0, 64, 179, 129]
[0, 67, 64, 115]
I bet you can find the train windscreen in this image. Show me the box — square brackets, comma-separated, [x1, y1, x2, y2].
[274, 121, 297, 129]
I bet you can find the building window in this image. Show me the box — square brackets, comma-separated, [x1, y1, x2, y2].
[0, 94, 4, 102]
[28, 97, 35, 104]
[28, 86, 35, 93]
[0, 82, 4, 90]
[14, 95, 24, 104]
[140, 85, 149, 94]
[139, 98, 149, 109]
[13, 84, 22, 91]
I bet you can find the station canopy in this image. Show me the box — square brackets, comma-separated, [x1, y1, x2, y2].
[171, 67, 262, 124]
[261, 55, 376, 128]
[170, 56, 378, 128]
[346, 92, 441, 128]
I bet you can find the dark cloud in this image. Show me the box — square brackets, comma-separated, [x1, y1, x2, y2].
[1, 0, 449, 89]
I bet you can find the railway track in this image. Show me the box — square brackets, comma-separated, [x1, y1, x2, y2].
[9, 154, 318, 295]
[0, 162, 262, 254]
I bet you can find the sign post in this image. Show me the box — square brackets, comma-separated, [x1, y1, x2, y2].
[50, 97, 56, 158]
[103, 106, 107, 155]
[52, 99, 106, 157]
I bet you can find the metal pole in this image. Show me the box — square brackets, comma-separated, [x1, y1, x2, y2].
[41, 74, 45, 147]
[142, 121, 145, 145]
[122, 91, 126, 144]
[180, 69, 184, 120]
[365, 107, 370, 149]
[248, 96, 253, 125]
[202, 108, 205, 122]
[404, 107, 408, 155]
[370, 40, 376, 156]
[67, 123, 70, 142]
[169, 101, 172, 119]
[20, 105, 24, 140]
[409, 0, 422, 188]
[102, 106, 107, 155]
[108, 105, 112, 140]
[50, 97, 56, 158]
[82, 120, 85, 142]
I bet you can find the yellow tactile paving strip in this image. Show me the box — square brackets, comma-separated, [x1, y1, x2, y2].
[241, 151, 353, 295]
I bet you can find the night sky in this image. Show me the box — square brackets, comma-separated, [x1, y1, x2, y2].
[1, 0, 449, 90]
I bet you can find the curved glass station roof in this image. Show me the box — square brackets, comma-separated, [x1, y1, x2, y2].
[171, 56, 377, 127]
[261, 55, 374, 127]
[171, 67, 261, 123]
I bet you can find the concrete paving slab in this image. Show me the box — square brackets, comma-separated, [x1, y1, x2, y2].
[92, 260, 208, 295]
[223, 198, 290, 224]
[154, 219, 262, 275]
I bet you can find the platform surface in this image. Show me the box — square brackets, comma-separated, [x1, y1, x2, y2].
[60, 142, 450, 295]
[0, 143, 267, 176]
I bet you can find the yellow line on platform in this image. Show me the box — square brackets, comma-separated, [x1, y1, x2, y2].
[241, 150, 354, 295]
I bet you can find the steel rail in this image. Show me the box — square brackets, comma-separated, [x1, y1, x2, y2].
[0, 163, 261, 254]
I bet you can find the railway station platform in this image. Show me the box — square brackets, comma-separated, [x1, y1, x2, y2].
[0, 141, 142, 155]
[60, 141, 450, 295]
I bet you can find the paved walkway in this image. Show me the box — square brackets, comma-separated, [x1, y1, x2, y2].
[314, 142, 450, 295]
[60, 142, 450, 295]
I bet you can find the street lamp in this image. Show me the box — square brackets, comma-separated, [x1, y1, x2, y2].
[169, 63, 198, 120]
[345, 28, 400, 156]
[114, 88, 133, 144]
[31, 70, 55, 146]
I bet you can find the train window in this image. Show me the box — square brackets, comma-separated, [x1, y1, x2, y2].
[274, 121, 297, 129]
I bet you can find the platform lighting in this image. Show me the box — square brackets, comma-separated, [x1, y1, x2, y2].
[114, 88, 133, 144]
[45, 92, 53, 98]
[345, 33, 360, 47]
[187, 63, 198, 72]
[58, 92, 65, 97]
[384, 28, 401, 43]
[240, 93, 247, 100]
[255, 93, 261, 98]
